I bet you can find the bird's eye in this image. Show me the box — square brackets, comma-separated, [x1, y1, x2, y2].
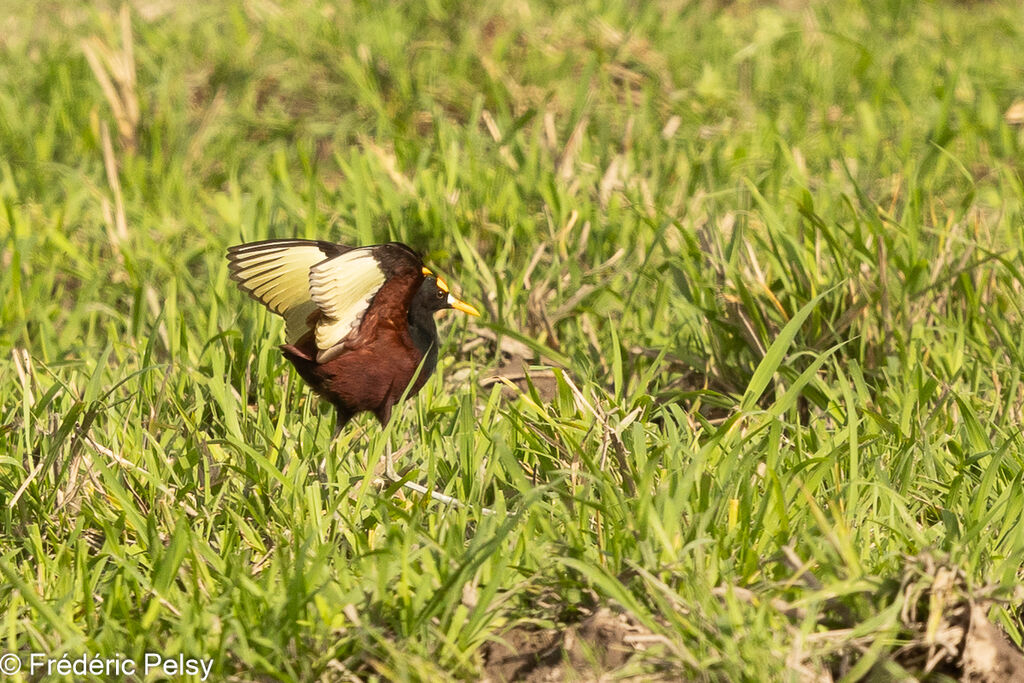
[437, 289, 446, 299]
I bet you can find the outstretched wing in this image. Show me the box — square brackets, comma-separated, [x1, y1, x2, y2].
[307, 249, 388, 361]
[227, 239, 347, 344]
[227, 239, 396, 362]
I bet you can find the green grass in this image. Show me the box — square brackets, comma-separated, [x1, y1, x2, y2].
[3, 0, 1024, 680]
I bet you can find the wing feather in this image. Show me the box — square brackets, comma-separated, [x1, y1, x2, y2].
[228, 239, 389, 359]
[308, 249, 387, 361]
[228, 241, 330, 314]
[227, 240, 343, 343]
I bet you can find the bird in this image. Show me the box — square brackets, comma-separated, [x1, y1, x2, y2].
[226, 239, 480, 444]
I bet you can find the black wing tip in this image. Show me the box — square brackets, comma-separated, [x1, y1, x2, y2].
[226, 239, 307, 256]
[226, 239, 355, 262]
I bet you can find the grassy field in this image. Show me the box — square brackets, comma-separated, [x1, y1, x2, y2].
[3, 0, 1024, 680]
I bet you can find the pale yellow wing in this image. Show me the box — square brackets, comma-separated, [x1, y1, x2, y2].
[308, 249, 387, 361]
[227, 240, 341, 343]
[228, 239, 389, 357]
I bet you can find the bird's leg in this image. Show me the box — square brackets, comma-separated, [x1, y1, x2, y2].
[377, 405, 494, 514]
[391, 431, 495, 515]
[372, 433, 493, 513]
[333, 406, 353, 439]
[399, 479, 493, 514]
[376, 403, 400, 481]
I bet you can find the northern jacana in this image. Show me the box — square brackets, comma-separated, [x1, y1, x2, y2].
[227, 239, 480, 449]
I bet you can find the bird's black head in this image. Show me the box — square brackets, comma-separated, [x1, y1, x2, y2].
[412, 276, 453, 315]
[406, 274, 480, 359]
[410, 275, 481, 318]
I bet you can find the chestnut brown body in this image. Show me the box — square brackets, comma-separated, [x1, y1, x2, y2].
[227, 239, 478, 431]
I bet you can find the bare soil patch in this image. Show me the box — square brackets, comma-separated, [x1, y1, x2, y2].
[482, 608, 664, 682]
